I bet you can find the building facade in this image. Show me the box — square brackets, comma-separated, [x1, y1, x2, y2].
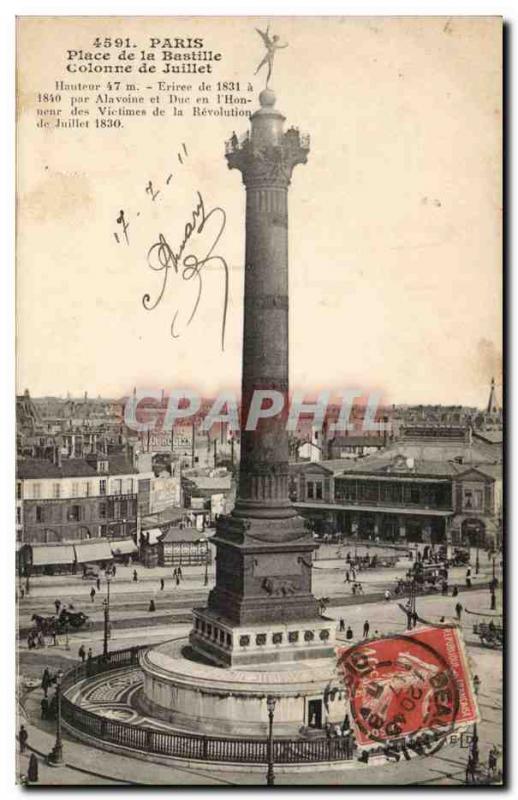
[290, 442, 502, 548]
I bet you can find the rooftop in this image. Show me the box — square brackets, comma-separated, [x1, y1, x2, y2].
[17, 454, 137, 480]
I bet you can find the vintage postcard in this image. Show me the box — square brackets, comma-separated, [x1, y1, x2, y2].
[15, 16, 503, 787]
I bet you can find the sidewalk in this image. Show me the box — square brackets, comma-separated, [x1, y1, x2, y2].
[17, 689, 238, 787]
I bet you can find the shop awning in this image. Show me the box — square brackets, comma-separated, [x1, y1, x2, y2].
[110, 539, 138, 555]
[294, 502, 453, 517]
[31, 544, 75, 566]
[74, 540, 113, 563]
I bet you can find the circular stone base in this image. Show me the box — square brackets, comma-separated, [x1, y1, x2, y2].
[139, 638, 346, 737]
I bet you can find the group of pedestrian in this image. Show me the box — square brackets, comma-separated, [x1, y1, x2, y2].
[338, 619, 354, 639]
[78, 644, 92, 662]
[173, 566, 183, 586]
[351, 582, 364, 596]
[18, 725, 39, 783]
[27, 629, 46, 649]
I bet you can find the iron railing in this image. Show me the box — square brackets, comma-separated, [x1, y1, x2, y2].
[61, 647, 356, 764]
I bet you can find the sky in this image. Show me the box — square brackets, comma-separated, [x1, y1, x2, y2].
[16, 16, 502, 407]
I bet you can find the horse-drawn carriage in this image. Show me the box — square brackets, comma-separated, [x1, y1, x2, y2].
[473, 620, 503, 649]
[31, 609, 89, 636]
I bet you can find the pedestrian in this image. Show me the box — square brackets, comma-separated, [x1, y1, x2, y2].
[37, 630, 45, 648]
[20, 586, 25, 600]
[411, 610, 418, 627]
[160, 578, 165, 591]
[465, 753, 477, 784]
[54, 599, 61, 615]
[149, 599, 156, 612]
[133, 570, 138, 582]
[52, 628, 58, 647]
[346, 625, 353, 640]
[363, 620, 370, 638]
[439, 616, 445, 623]
[27, 632, 34, 650]
[78, 644, 86, 662]
[112, 564, 117, 577]
[455, 602, 463, 621]
[27, 752, 39, 784]
[41, 667, 52, 697]
[488, 745, 499, 775]
[339, 618, 345, 632]
[40, 696, 49, 720]
[466, 567, 471, 578]
[406, 610, 412, 629]
[90, 587, 96, 603]
[344, 570, 350, 583]
[452, 585, 459, 597]
[384, 590, 391, 601]
[358, 583, 364, 595]
[441, 580, 448, 596]
[176, 574, 180, 587]
[466, 576, 472, 588]
[173, 567, 177, 579]
[18, 724, 28, 753]
[351, 584, 357, 596]
[87, 647, 93, 660]
[178, 565, 183, 579]
[351, 568, 356, 580]
[96, 577, 101, 591]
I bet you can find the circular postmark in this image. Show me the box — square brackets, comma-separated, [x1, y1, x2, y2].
[339, 634, 460, 758]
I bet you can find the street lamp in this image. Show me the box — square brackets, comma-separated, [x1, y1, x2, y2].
[489, 556, 497, 611]
[467, 674, 481, 781]
[103, 573, 112, 658]
[266, 694, 276, 786]
[48, 669, 64, 766]
[204, 554, 209, 586]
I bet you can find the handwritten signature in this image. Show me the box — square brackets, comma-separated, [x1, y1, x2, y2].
[142, 191, 229, 351]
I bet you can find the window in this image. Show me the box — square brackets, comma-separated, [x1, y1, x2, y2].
[33, 484, 41, 499]
[36, 506, 44, 523]
[71, 482, 79, 497]
[307, 481, 314, 500]
[16, 483, 22, 500]
[99, 502, 106, 518]
[99, 479, 107, 496]
[53, 483, 60, 499]
[16, 507, 21, 525]
[68, 505, 81, 522]
[100, 525, 107, 537]
[315, 483, 323, 500]
[98, 460, 108, 473]
[85, 482, 91, 497]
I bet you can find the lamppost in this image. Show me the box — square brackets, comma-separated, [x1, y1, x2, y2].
[467, 674, 481, 781]
[204, 554, 209, 587]
[266, 695, 276, 786]
[103, 573, 111, 658]
[48, 669, 64, 766]
[490, 557, 497, 610]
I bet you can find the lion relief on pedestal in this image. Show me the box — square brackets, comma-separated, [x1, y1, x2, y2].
[261, 576, 299, 596]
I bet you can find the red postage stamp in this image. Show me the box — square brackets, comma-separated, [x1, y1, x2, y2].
[338, 626, 479, 750]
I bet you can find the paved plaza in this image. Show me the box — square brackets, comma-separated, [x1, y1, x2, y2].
[16, 547, 503, 786]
